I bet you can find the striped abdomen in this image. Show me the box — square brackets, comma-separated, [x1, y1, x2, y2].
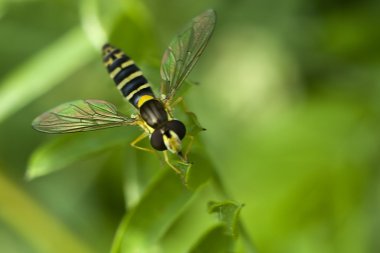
[102, 43, 155, 108]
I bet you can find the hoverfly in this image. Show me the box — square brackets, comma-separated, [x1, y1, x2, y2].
[32, 9, 216, 174]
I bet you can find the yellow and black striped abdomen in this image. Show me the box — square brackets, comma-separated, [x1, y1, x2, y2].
[102, 44, 155, 108]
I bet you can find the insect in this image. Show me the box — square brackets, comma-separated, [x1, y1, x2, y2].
[32, 9, 216, 174]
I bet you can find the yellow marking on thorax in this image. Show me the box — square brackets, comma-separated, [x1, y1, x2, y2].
[126, 83, 151, 100]
[137, 95, 154, 108]
[117, 71, 143, 90]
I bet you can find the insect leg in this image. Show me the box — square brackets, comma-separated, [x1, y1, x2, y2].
[163, 151, 182, 174]
[169, 96, 184, 108]
[130, 132, 155, 153]
[171, 96, 198, 116]
[182, 134, 194, 161]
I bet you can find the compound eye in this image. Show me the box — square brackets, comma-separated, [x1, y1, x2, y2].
[150, 129, 166, 151]
[166, 120, 186, 140]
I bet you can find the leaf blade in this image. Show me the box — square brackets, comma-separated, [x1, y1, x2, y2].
[0, 27, 94, 123]
[188, 201, 244, 253]
[27, 128, 136, 180]
[208, 200, 244, 238]
[111, 169, 193, 253]
[188, 225, 234, 253]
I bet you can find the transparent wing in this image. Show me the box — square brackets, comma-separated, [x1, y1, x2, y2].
[160, 9, 216, 101]
[32, 99, 137, 133]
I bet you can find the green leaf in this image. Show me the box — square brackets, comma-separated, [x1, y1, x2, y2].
[188, 225, 234, 253]
[79, 0, 107, 48]
[0, 27, 94, 123]
[27, 127, 135, 180]
[188, 201, 244, 253]
[111, 169, 193, 253]
[208, 201, 244, 238]
[0, 170, 97, 253]
[108, 0, 158, 63]
[185, 150, 215, 190]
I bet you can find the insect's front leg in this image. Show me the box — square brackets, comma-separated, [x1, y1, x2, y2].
[171, 96, 206, 132]
[182, 135, 194, 162]
[130, 132, 155, 153]
[168, 96, 184, 108]
[168, 97, 198, 122]
[163, 96, 188, 118]
[165, 97, 205, 162]
[163, 151, 185, 175]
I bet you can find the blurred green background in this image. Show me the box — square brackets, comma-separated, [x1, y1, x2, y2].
[1, 0, 379, 252]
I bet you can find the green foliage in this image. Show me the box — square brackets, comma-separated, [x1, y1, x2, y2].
[2, 1, 249, 252]
[27, 128, 133, 179]
[208, 201, 243, 238]
[111, 169, 192, 253]
[189, 225, 234, 253]
[0, 28, 94, 123]
[1, 0, 379, 253]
